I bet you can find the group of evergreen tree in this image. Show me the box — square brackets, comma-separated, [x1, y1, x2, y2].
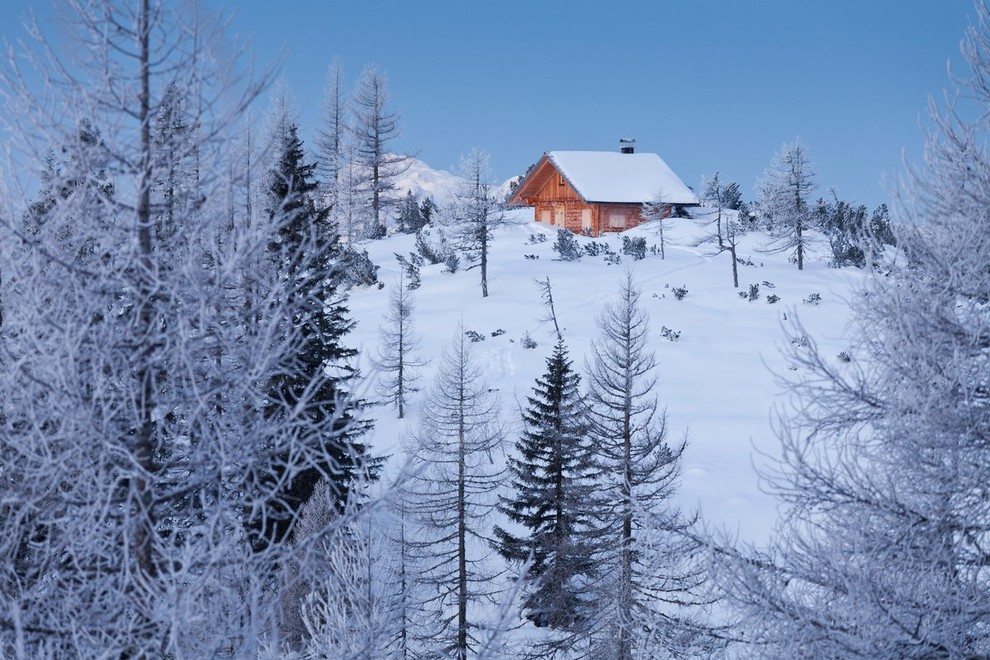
[814, 194, 895, 267]
[756, 140, 896, 270]
[0, 4, 382, 654]
[495, 275, 714, 658]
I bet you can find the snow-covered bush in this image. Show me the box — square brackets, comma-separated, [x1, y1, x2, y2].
[553, 229, 582, 261]
[621, 236, 647, 260]
[415, 227, 447, 264]
[338, 246, 380, 289]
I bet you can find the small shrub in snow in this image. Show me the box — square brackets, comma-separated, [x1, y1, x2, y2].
[672, 286, 688, 301]
[804, 292, 822, 305]
[621, 236, 647, 260]
[584, 241, 615, 257]
[465, 330, 485, 343]
[738, 256, 755, 266]
[766, 294, 780, 304]
[747, 283, 760, 301]
[365, 220, 387, 240]
[762, 280, 776, 289]
[337, 246, 380, 289]
[521, 331, 537, 349]
[394, 253, 421, 290]
[738, 291, 748, 300]
[837, 350, 852, 363]
[415, 228, 446, 265]
[660, 326, 681, 342]
[604, 252, 622, 266]
[443, 252, 460, 274]
[491, 329, 506, 337]
[553, 229, 582, 261]
[524, 254, 539, 260]
[528, 233, 548, 244]
[791, 335, 810, 348]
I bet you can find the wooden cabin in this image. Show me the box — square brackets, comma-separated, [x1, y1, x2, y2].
[507, 143, 698, 235]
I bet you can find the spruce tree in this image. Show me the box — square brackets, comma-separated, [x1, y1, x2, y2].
[253, 120, 376, 550]
[398, 189, 425, 233]
[495, 338, 598, 629]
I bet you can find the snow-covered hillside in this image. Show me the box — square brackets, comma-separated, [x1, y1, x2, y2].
[347, 207, 866, 546]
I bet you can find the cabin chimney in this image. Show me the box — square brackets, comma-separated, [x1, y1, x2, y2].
[619, 138, 636, 154]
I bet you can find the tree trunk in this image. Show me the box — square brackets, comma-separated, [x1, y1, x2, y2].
[457, 395, 468, 659]
[730, 242, 739, 288]
[132, 0, 159, 650]
[480, 211, 489, 298]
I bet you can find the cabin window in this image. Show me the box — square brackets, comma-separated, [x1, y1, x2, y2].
[610, 212, 626, 229]
[558, 175, 566, 186]
[581, 209, 592, 228]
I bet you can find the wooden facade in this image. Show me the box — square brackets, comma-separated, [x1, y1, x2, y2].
[508, 154, 663, 235]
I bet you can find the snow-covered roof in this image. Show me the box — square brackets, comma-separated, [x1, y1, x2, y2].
[547, 151, 698, 205]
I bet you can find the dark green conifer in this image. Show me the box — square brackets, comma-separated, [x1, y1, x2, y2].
[252, 121, 377, 551]
[495, 338, 598, 628]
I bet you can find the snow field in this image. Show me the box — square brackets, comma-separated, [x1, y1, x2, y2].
[347, 208, 866, 546]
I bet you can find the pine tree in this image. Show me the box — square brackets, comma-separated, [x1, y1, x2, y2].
[420, 195, 438, 225]
[401, 327, 506, 659]
[375, 272, 426, 419]
[398, 189, 426, 233]
[253, 118, 377, 550]
[757, 138, 816, 270]
[495, 338, 598, 630]
[582, 273, 713, 659]
[352, 64, 410, 237]
[700, 172, 746, 287]
[641, 190, 673, 259]
[449, 147, 504, 298]
[318, 57, 348, 219]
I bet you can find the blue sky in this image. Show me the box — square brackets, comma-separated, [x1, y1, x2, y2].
[0, 1, 977, 209]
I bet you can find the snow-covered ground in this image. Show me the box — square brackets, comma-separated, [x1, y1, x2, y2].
[347, 207, 865, 546]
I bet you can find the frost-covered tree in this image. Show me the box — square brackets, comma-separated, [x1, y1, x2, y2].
[701, 172, 727, 249]
[449, 148, 504, 298]
[641, 189, 674, 259]
[318, 57, 348, 218]
[714, 5, 990, 656]
[0, 2, 367, 654]
[375, 272, 426, 419]
[295, 482, 409, 659]
[495, 338, 599, 630]
[401, 327, 506, 659]
[699, 172, 746, 287]
[582, 273, 713, 659]
[352, 64, 410, 237]
[398, 189, 427, 233]
[757, 138, 816, 270]
[252, 112, 376, 550]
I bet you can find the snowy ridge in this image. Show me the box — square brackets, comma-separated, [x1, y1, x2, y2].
[348, 210, 864, 546]
[392, 156, 521, 205]
[392, 156, 462, 204]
